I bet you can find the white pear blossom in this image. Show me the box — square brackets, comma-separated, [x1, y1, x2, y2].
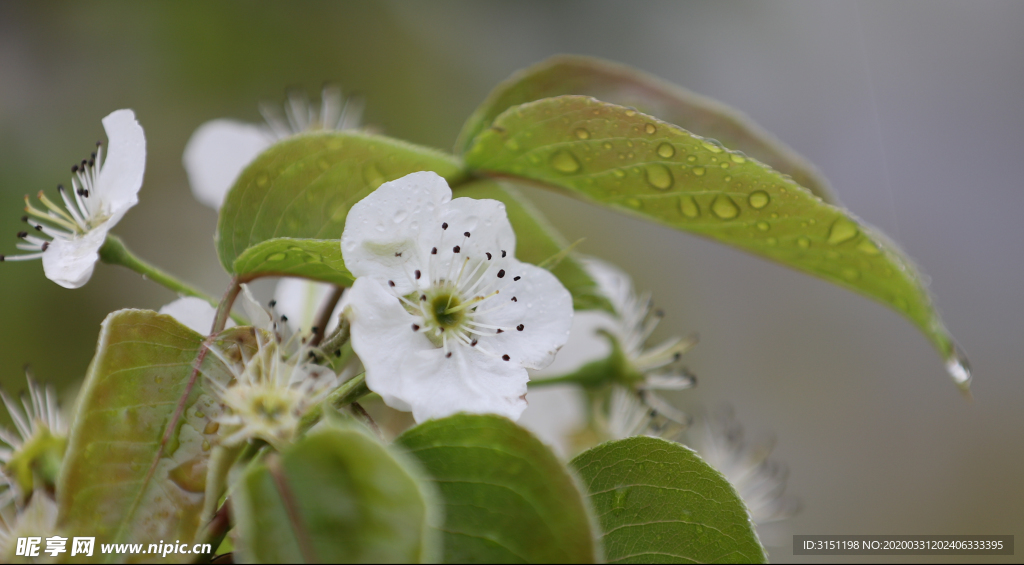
[0, 491, 59, 562]
[535, 257, 697, 426]
[183, 86, 363, 210]
[3, 110, 145, 289]
[341, 171, 573, 423]
[0, 373, 67, 496]
[688, 408, 800, 525]
[204, 287, 341, 449]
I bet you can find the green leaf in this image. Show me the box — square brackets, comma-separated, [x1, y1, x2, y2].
[454, 180, 611, 312]
[56, 310, 256, 563]
[217, 130, 467, 283]
[231, 238, 353, 286]
[233, 423, 438, 564]
[570, 436, 766, 564]
[455, 54, 834, 203]
[395, 414, 599, 564]
[464, 95, 966, 384]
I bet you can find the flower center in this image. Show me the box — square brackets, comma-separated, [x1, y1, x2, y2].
[430, 292, 464, 329]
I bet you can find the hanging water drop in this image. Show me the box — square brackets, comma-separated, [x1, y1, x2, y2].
[730, 153, 746, 164]
[748, 190, 770, 209]
[645, 164, 674, 190]
[710, 195, 739, 219]
[945, 345, 972, 390]
[550, 150, 581, 174]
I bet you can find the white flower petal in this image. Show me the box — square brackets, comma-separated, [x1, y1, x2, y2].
[517, 385, 585, 458]
[480, 262, 573, 370]
[579, 256, 636, 315]
[41, 226, 108, 289]
[239, 284, 273, 331]
[345, 278, 438, 414]
[438, 195, 516, 260]
[182, 119, 272, 210]
[341, 171, 454, 294]
[404, 343, 528, 423]
[272, 278, 341, 334]
[91, 109, 146, 220]
[536, 310, 616, 375]
[159, 297, 224, 335]
[639, 372, 697, 391]
[347, 278, 530, 423]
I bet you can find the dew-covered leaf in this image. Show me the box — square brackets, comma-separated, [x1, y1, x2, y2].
[233, 423, 437, 564]
[217, 131, 466, 282]
[454, 179, 611, 312]
[56, 310, 257, 563]
[396, 414, 599, 563]
[464, 95, 966, 384]
[570, 436, 766, 564]
[231, 237, 353, 286]
[455, 54, 833, 202]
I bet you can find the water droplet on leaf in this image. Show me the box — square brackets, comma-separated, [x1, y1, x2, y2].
[701, 140, 723, 153]
[574, 128, 590, 140]
[828, 218, 859, 245]
[748, 190, 770, 209]
[550, 150, 581, 174]
[644, 123, 657, 134]
[645, 164, 674, 190]
[711, 195, 739, 219]
[679, 196, 700, 218]
[657, 143, 675, 159]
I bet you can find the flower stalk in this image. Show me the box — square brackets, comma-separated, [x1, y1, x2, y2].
[99, 234, 216, 307]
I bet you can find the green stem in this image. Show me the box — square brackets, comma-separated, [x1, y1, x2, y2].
[99, 233, 217, 306]
[296, 372, 369, 435]
[100, 234, 246, 326]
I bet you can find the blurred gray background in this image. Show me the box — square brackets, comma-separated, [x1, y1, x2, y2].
[0, 1, 1020, 562]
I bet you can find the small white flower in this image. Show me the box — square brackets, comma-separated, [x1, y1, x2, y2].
[0, 373, 67, 496]
[3, 110, 145, 289]
[538, 258, 697, 425]
[204, 287, 340, 449]
[183, 86, 364, 210]
[688, 408, 800, 525]
[341, 171, 574, 423]
[0, 490, 59, 561]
